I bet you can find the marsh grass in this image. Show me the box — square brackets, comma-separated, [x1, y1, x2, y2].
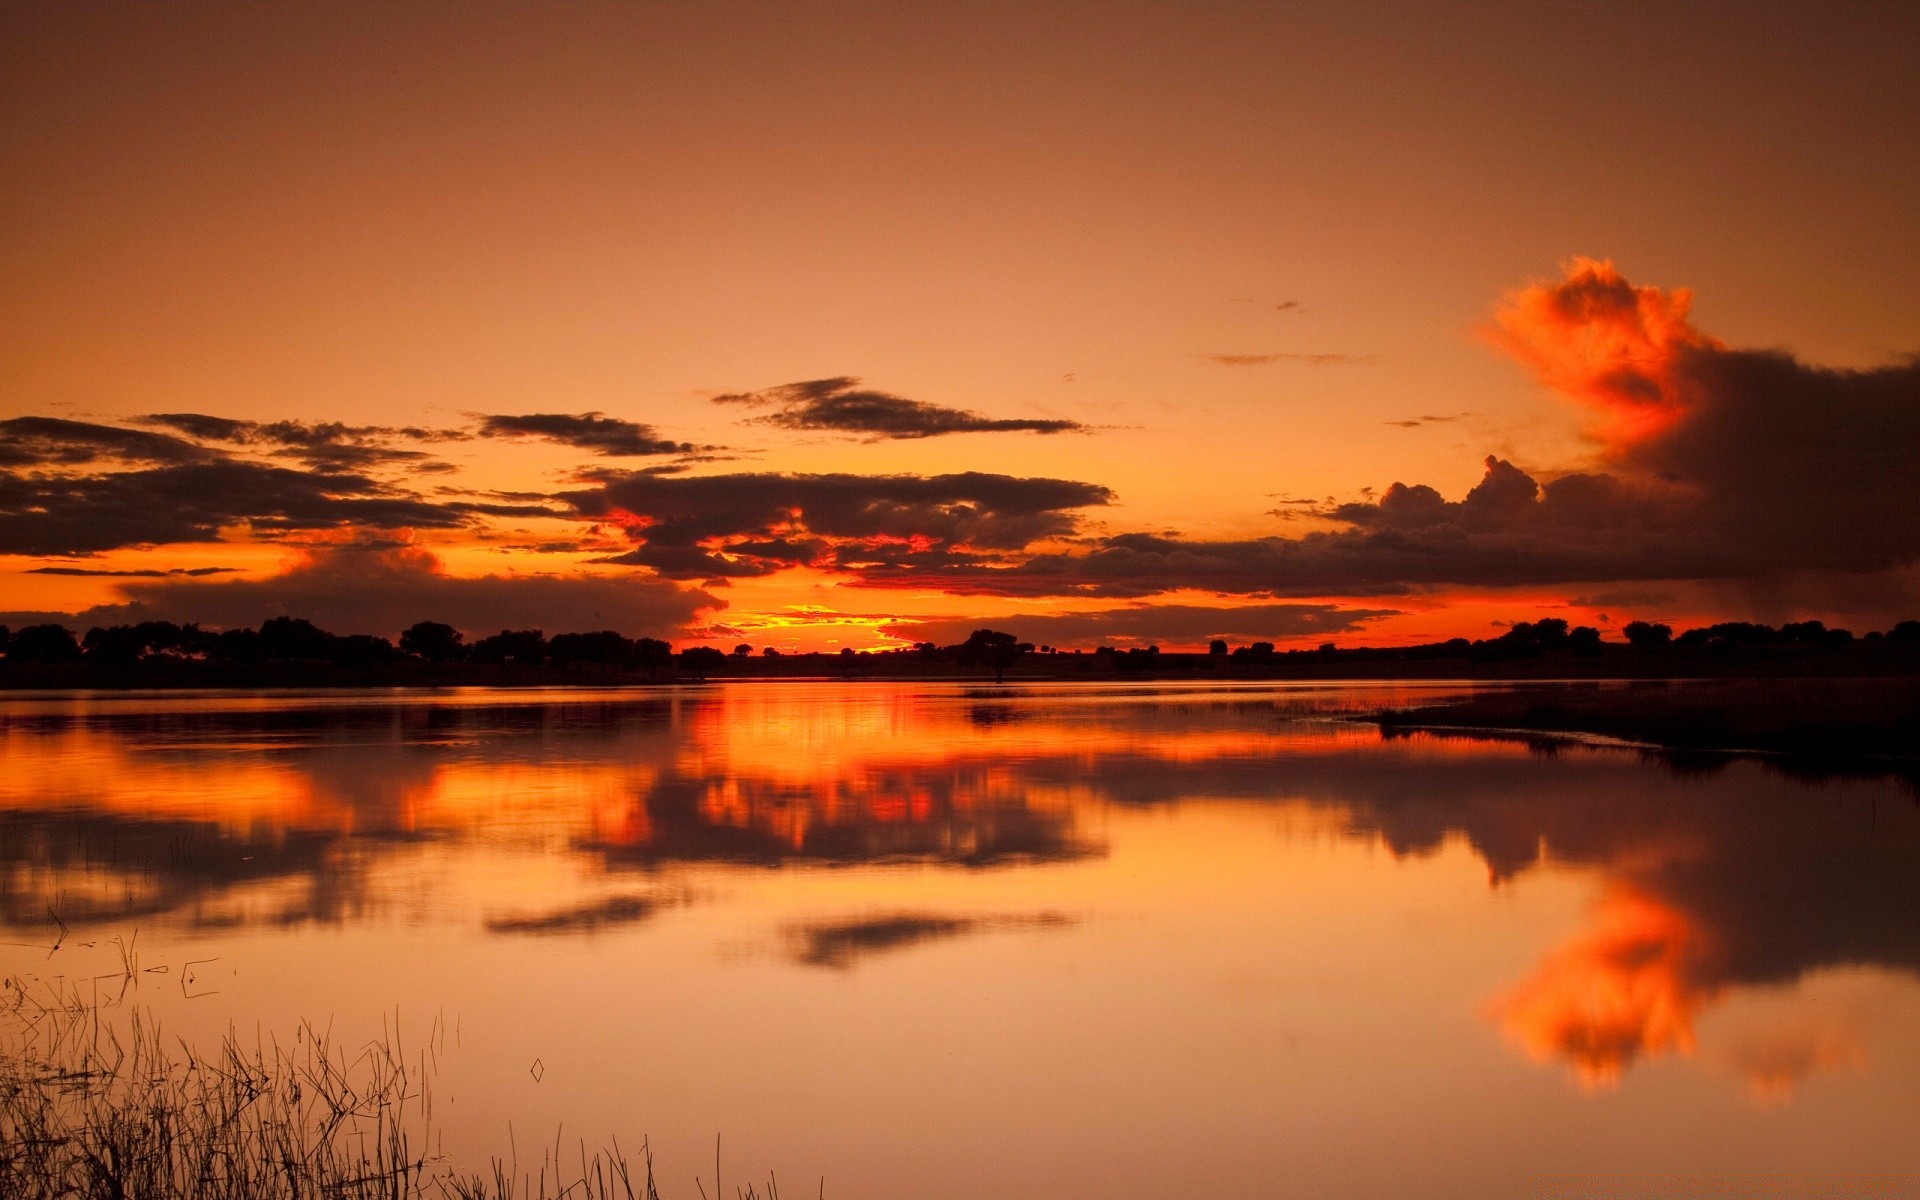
[0, 970, 789, 1200]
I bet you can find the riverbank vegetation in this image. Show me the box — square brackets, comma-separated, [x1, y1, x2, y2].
[0, 614, 1916, 688]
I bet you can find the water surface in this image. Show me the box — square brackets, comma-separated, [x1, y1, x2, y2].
[2, 682, 1916, 1197]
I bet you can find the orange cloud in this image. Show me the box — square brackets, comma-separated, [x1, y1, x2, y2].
[1487, 257, 1720, 452]
[1490, 885, 1720, 1089]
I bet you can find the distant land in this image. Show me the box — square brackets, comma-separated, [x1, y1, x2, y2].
[2, 615, 1918, 691]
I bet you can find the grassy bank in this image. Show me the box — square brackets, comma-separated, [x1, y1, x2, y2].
[0, 978, 781, 1200]
[1377, 676, 1920, 761]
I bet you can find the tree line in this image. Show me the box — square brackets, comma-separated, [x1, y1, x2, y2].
[0, 618, 688, 672]
[0, 614, 1915, 675]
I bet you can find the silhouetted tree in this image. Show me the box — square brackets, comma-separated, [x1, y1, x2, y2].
[678, 645, 726, 676]
[1888, 620, 1920, 645]
[469, 629, 548, 666]
[9, 624, 81, 664]
[1208, 639, 1228, 657]
[82, 625, 149, 666]
[733, 643, 753, 657]
[1568, 625, 1603, 657]
[399, 621, 464, 664]
[548, 630, 634, 670]
[956, 628, 1025, 683]
[633, 638, 673, 674]
[261, 617, 338, 661]
[1623, 621, 1672, 649]
[331, 634, 399, 667]
[208, 627, 264, 663]
[761, 646, 782, 657]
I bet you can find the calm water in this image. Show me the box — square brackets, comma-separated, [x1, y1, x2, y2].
[2, 682, 1916, 1198]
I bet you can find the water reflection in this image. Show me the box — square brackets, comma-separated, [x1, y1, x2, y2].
[1, 682, 1915, 1108]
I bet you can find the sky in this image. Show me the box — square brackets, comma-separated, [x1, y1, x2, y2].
[3, 1, 1917, 651]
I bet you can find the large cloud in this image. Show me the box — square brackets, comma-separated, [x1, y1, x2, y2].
[33, 544, 717, 638]
[565, 469, 1112, 580]
[846, 261, 1920, 599]
[713, 377, 1084, 439]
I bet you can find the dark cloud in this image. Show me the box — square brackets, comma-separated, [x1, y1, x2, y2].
[1204, 353, 1372, 367]
[0, 417, 210, 467]
[567, 469, 1110, 581]
[885, 602, 1399, 647]
[27, 565, 239, 578]
[49, 544, 717, 637]
[140, 413, 461, 470]
[712, 377, 1084, 439]
[476, 412, 697, 456]
[0, 460, 471, 555]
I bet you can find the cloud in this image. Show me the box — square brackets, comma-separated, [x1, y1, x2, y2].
[883, 602, 1399, 647]
[566, 469, 1111, 580]
[0, 460, 473, 556]
[52, 543, 718, 637]
[0, 417, 210, 467]
[1385, 413, 1470, 428]
[712, 377, 1084, 439]
[27, 566, 240, 578]
[140, 413, 462, 470]
[845, 457, 1709, 597]
[476, 412, 697, 456]
[1486, 256, 1714, 450]
[1204, 353, 1372, 367]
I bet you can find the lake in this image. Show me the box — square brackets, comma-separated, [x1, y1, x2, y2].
[2, 682, 1916, 1198]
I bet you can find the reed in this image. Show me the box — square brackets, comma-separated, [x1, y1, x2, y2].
[0, 972, 779, 1200]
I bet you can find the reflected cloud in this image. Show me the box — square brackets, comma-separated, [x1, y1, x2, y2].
[1489, 887, 1719, 1088]
[787, 911, 1074, 970]
[485, 894, 664, 936]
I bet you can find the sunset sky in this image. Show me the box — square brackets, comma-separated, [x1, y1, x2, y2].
[4, 2, 1918, 650]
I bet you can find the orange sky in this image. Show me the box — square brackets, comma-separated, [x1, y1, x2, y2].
[3, 3, 1918, 649]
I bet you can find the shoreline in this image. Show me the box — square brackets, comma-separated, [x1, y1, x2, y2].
[1374, 676, 1920, 765]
